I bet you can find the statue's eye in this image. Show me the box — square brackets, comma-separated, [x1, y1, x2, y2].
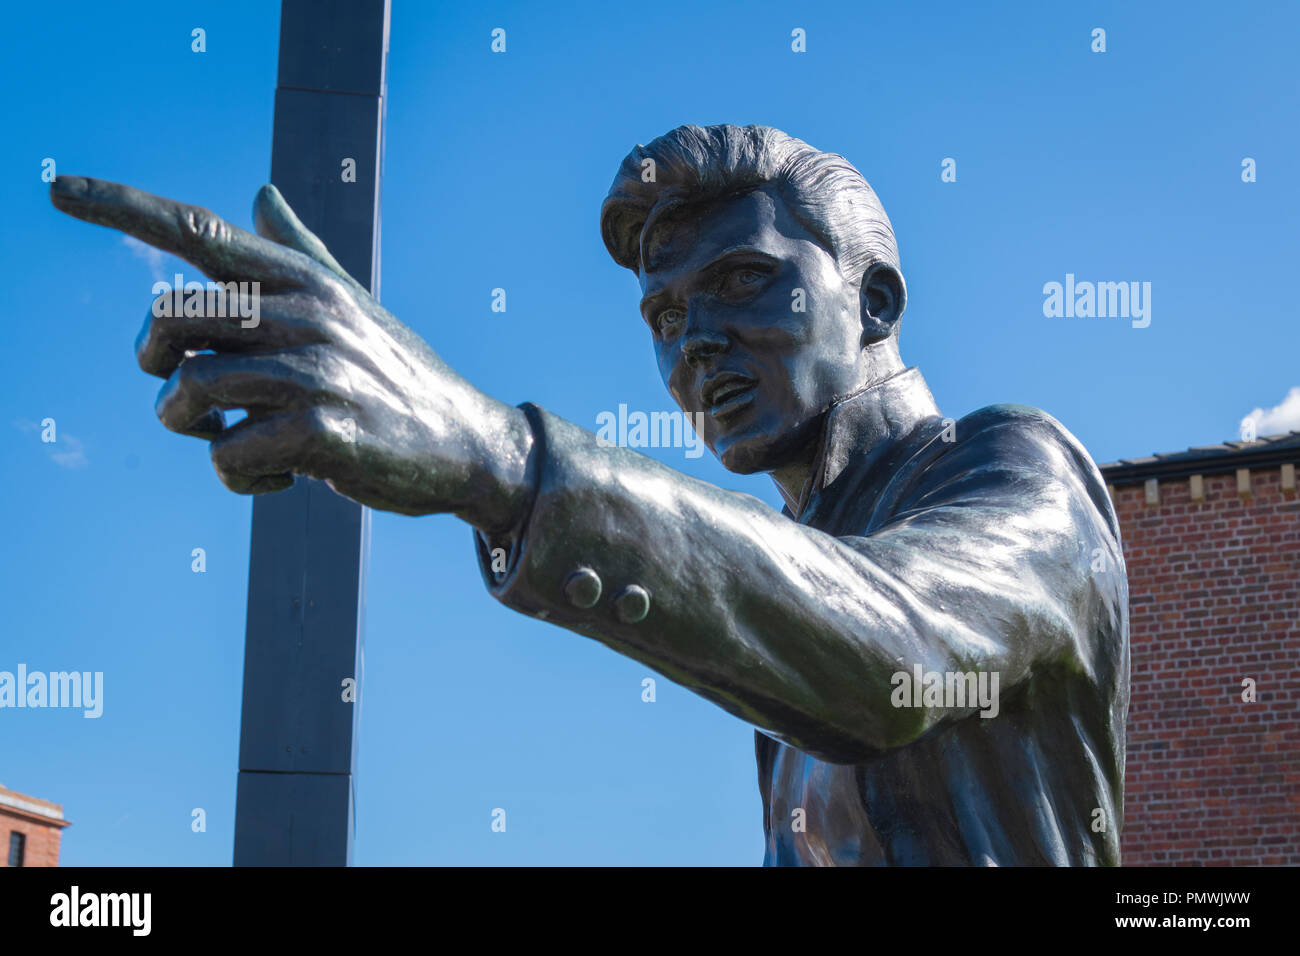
[723, 267, 767, 295]
[655, 308, 686, 336]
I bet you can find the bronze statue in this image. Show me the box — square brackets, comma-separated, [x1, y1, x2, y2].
[51, 124, 1129, 865]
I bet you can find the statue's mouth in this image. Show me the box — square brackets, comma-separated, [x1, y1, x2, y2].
[703, 372, 758, 419]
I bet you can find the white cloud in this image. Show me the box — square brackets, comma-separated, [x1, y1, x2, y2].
[49, 433, 89, 469]
[122, 234, 167, 283]
[12, 418, 89, 468]
[1240, 386, 1300, 439]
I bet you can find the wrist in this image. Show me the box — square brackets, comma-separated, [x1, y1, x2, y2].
[457, 399, 538, 536]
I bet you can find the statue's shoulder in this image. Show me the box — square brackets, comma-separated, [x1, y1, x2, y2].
[888, 401, 1109, 509]
[945, 402, 1096, 467]
[926, 401, 1116, 529]
[951, 401, 1070, 436]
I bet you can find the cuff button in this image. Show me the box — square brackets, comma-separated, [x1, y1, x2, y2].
[613, 584, 651, 624]
[563, 567, 602, 609]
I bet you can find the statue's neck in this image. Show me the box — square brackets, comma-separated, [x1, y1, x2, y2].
[771, 459, 815, 515]
[769, 342, 908, 516]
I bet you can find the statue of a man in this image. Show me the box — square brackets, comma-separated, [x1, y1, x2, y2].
[52, 124, 1129, 866]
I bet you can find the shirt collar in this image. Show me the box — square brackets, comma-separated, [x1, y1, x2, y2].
[784, 366, 942, 518]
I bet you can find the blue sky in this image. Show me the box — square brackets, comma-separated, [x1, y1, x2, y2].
[2, 0, 1296, 865]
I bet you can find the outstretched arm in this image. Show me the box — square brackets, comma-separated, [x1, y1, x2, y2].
[52, 177, 1124, 766]
[477, 404, 1125, 764]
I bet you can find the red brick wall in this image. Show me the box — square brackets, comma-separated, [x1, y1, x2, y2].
[0, 810, 64, 867]
[1110, 466, 1299, 865]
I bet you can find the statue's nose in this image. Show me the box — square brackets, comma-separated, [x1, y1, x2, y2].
[681, 328, 729, 368]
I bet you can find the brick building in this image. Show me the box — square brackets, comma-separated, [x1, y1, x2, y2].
[0, 784, 69, 867]
[1099, 431, 1300, 865]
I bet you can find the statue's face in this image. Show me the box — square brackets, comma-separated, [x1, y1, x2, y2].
[639, 184, 867, 474]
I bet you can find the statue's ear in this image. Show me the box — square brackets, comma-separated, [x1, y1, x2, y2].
[858, 263, 907, 344]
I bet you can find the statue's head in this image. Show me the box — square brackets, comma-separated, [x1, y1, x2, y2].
[600, 124, 907, 477]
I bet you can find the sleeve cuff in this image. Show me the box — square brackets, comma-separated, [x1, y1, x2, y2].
[473, 401, 546, 597]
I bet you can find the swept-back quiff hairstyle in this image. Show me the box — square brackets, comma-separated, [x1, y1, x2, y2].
[600, 124, 902, 306]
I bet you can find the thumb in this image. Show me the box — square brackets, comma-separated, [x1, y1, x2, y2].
[253, 184, 365, 292]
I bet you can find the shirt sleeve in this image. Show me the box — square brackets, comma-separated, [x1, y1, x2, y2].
[474, 402, 1126, 765]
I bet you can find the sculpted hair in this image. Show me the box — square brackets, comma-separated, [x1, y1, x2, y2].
[600, 124, 901, 295]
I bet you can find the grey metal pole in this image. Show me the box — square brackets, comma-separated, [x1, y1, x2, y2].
[233, 0, 389, 867]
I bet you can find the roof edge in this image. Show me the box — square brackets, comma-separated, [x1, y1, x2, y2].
[1100, 431, 1300, 486]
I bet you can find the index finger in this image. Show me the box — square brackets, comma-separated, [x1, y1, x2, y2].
[50, 176, 318, 288]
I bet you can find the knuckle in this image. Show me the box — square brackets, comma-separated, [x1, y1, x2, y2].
[322, 275, 349, 299]
[179, 205, 230, 244]
[210, 431, 277, 494]
[314, 274, 353, 307]
[220, 470, 261, 496]
[135, 317, 157, 369]
[155, 356, 212, 427]
[209, 430, 241, 468]
[154, 377, 183, 425]
[212, 459, 253, 494]
[211, 460, 245, 492]
[138, 299, 181, 373]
